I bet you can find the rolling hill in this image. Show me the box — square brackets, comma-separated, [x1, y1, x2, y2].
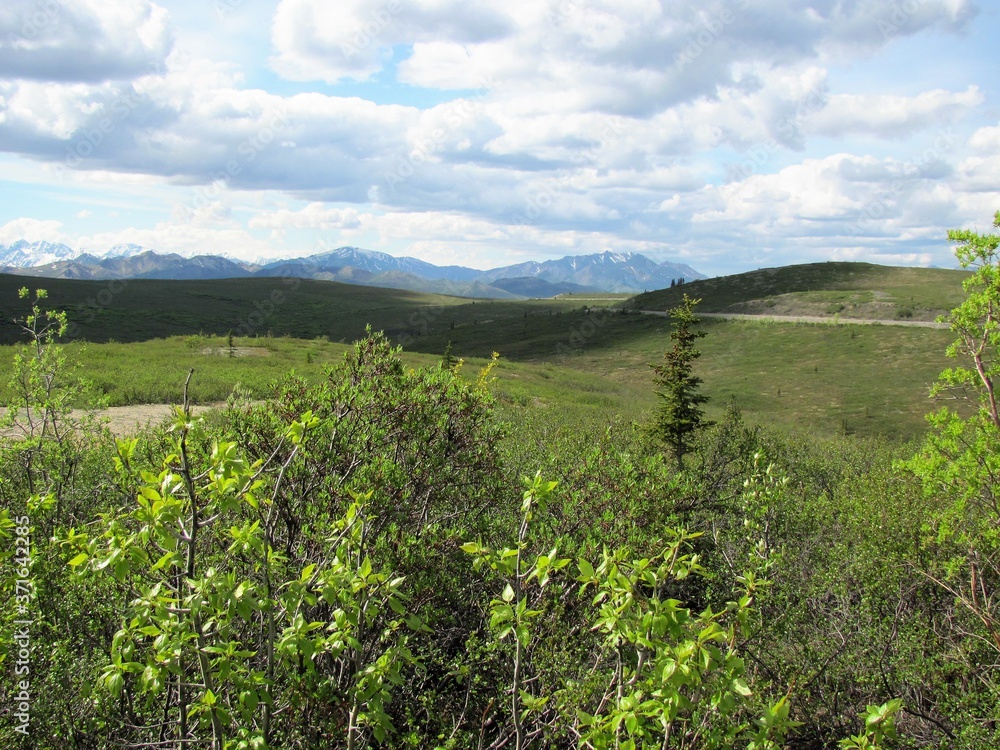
[0, 261, 965, 440]
[629, 262, 969, 322]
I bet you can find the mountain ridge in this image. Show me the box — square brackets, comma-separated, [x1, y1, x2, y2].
[0, 240, 704, 297]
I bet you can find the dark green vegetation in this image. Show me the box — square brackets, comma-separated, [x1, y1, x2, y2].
[0, 274, 473, 346]
[631, 262, 969, 321]
[650, 295, 710, 468]
[2, 230, 1000, 748]
[0, 264, 959, 440]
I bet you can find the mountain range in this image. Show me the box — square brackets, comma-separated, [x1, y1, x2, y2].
[0, 241, 704, 298]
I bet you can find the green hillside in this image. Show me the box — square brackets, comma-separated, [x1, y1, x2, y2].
[629, 262, 969, 321]
[0, 274, 473, 345]
[0, 262, 964, 440]
[405, 308, 953, 441]
[0, 273, 602, 346]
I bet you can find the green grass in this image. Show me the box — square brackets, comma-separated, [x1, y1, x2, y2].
[0, 332, 646, 441]
[0, 264, 964, 442]
[630, 262, 969, 321]
[405, 309, 955, 441]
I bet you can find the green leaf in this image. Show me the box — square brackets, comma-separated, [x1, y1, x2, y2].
[106, 671, 124, 697]
[68, 552, 88, 567]
[502, 583, 515, 602]
[150, 551, 174, 571]
[733, 678, 752, 697]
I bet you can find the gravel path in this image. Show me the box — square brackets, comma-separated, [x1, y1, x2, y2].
[2, 402, 227, 439]
[637, 310, 948, 329]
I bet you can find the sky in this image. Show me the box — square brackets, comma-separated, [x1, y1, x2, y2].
[0, 0, 997, 277]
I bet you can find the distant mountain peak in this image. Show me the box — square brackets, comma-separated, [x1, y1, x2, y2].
[478, 250, 703, 293]
[1, 239, 704, 296]
[100, 243, 152, 259]
[0, 240, 78, 268]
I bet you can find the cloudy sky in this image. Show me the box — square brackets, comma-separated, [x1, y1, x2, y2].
[0, 0, 997, 276]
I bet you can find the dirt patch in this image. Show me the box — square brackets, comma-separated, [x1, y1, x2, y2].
[201, 347, 271, 357]
[92, 402, 228, 436]
[2, 402, 229, 440]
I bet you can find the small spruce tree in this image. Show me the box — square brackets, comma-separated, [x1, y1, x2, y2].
[441, 340, 457, 370]
[651, 294, 709, 468]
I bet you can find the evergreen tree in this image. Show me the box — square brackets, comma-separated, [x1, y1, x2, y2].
[651, 294, 709, 468]
[441, 339, 457, 370]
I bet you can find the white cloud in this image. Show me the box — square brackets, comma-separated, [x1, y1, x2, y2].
[969, 123, 1000, 153]
[0, 217, 69, 245]
[77, 221, 273, 261]
[249, 203, 364, 231]
[809, 86, 983, 139]
[271, 0, 977, 120]
[0, 0, 173, 82]
[270, 0, 512, 83]
[0, 0, 992, 277]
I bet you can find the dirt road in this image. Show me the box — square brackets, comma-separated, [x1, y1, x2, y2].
[637, 310, 948, 329]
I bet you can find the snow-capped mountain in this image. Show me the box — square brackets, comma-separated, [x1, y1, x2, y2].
[0, 240, 165, 267]
[2, 240, 704, 295]
[96, 243, 155, 260]
[0, 240, 78, 268]
[478, 251, 704, 292]
[258, 247, 702, 292]
[258, 246, 481, 282]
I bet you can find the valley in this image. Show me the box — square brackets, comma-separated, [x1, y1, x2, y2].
[1, 253, 996, 749]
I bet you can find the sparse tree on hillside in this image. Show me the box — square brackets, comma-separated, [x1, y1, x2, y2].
[441, 340, 457, 370]
[651, 293, 710, 469]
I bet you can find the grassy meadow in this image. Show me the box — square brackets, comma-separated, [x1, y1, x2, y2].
[0, 263, 960, 440]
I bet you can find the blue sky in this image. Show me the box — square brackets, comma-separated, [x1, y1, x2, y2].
[0, 0, 998, 276]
